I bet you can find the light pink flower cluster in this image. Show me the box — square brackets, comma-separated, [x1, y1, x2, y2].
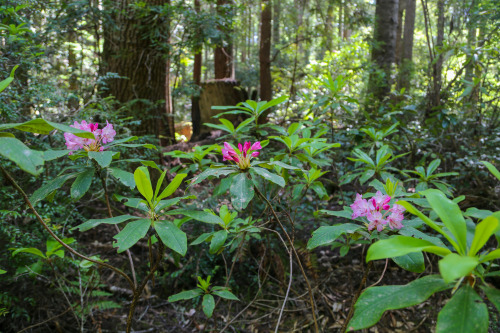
[64, 120, 116, 153]
[222, 141, 262, 170]
[350, 191, 405, 232]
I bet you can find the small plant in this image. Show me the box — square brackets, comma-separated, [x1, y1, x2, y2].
[402, 158, 458, 196]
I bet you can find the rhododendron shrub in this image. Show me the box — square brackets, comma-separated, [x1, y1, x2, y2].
[64, 120, 116, 153]
[221, 141, 262, 170]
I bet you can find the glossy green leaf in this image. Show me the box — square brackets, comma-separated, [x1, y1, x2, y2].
[436, 284, 488, 333]
[113, 218, 151, 253]
[88, 151, 115, 168]
[230, 173, 254, 211]
[71, 168, 94, 200]
[481, 285, 500, 313]
[31, 173, 78, 203]
[43, 150, 70, 161]
[438, 253, 478, 283]
[481, 248, 500, 262]
[367, 236, 452, 262]
[392, 252, 425, 273]
[307, 224, 363, 249]
[190, 167, 235, 185]
[212, 288, 239, 300]
[168, 289, 203, 302]
[108, 168, 135, 189]
[421, 189, 467, 254]
[191, 232, 213, 245]
[171, 209, 224, 225]
[0, 65, 18, 93]
[481, 161, 500, 181]
[469, 215, 498, 256]
[0, 118, 94, 138]
[209, 230, 228, 254]
[348, 275, 448, 330]
[11, 247, 46, 259]
[134, 167, 153, 203]
[72, 215, 141, 232]
[251, 167, 285, 187]
[155, 220, 187, 256]
[157, 173, 187, 200]
[0, 137, 44, 175]
[154, 170, 167, 199]
[202, 294, 215, 318]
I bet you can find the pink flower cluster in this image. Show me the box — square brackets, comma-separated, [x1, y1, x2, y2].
[222, 141, 262, 170]
[350, 191, 405, 232]
[64, 120, 116, 153]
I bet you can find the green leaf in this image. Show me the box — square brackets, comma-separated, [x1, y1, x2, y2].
[436, 285, 488, 333]
[251, 167, 285, 187]
[113, 218, 151, 253]
[421, 189, 467, 255]
[469, 215, 498, 256]
[43, 150, 70, 161]
[0, 269, 6, 274]
[191, 232, 213, 245]
[88, 151, 115, 168]
[11, 247, 46, 259]
[0, 65, 18, 93]
[209, 230, 228, 254]
[367, 236, 452, 262]
[481, 285, 500, 314]
[171, 209, 224, 225]
[71, 168, 94, 200]
[348, 275, 448, 330]
[108, 168, 135, 189]
[155, 220, 187, 256]
[481, 161, 500, 181]
[202, 294, 215, 318]
[212, 289, 239, 300]
[72, 215, 141, 232]
[31, 173, 78, 203]
[168, 289, 203, 302]
[438, 253, 478, 283]
[154, 170, 167, 199]
[307, 224, 363, 249]
[0, 118, 95, 138]
[230, 173, 254, 211]
[190, 167, 235, 185]
[157, 173, 187, 201]
[392, 252, 425, 273]
[134, 167, 153, 203]
[0, 137, 44, 175]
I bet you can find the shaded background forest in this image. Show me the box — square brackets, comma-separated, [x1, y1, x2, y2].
[1, 0, 500, 332]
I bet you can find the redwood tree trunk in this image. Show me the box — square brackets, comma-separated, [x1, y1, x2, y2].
[191, 0, 202, 139]
[214, 0, 233, 79]
[397, 0, 416, 91]
[368, 0, 400, 103]
[259, 0, 272, 103]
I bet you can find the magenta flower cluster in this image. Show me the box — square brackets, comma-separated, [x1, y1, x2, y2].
[222, 141, 262, 170]
[350, 191, 405, 232]
[64, 120, 116, 153]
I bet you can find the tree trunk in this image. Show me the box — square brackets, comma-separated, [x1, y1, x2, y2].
[325, 0, 335, 52]
[191, 0, 202, 139]
[272, 0, 280, 49]
[214, 0, 233, 79]
[395, 0, 406, 65]
[427, 0, 445, 115]
[368, 0, 400, 103]
[397, 0, 416, 91]
[101, 0, 175, 142]
[68, 30, 79, 111]
[259, 0, 272, 103]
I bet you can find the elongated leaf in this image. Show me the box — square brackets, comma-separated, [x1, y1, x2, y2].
[438, 253, 478, 283]
[367, 236, 452, 262]
[348, 275, 448, 330]
[168, 289, 203, 302]
[421, 189, 467, 255]
[106, 167, 135, 189]
[251, 167, 285, 187]
[392, 252, 425, 273]
[0, 118, 94, 139]
[155, 170, 167, 199]
[0, 137, 44, 175]
[134, 167, 153, 203]
[113, 218, 151, 253]
[43, 150, 71, 161]
[436, 285, 488, 333]
[190, 167, 235, 185]
[157, 173, 187, 200]
[202, 294, 215, 318]
[307, 224, 363, 249]
[73, 215, 141, 232]
[209, 230, 228, 254]
[171, 209, 224, 225]
[469, 215, 498, 256]
[31, 173, 78, 203]
[155, 220, 187, 256]
[11, 247, 46, 259]
[0, 65, 18, 93]
[481, 285, 500, 313]
[260, 95, 288, 111]
[212, 289, 239, 300]
[481, 161, 500, 181]
[71, 168, 94, 200]
[230, 173, 254, 211]
[88, 151, 115, 168]
[427, 159, 441, 177]
[191, 232, 213, 245]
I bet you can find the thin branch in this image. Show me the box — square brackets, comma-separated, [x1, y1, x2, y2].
[275, 249, 293, 333]
[17, 307, 72, 333]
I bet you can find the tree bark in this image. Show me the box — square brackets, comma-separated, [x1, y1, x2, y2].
[427, 0, 445, 115]
[214, 0, 233, 79]
[368, 0, 400, 103]
[259, 0, 272, 103]
[191, 0, 202, 139]
[397, 0, 416, 91]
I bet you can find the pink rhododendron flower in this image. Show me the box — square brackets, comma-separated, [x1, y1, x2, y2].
[350, 192, 406, 231]
[222, 141, 262, 170]
[64, 120, 116, 154]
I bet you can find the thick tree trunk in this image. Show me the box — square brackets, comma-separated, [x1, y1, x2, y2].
[214, 0, 233, 79]
[397, 0, 416, 91]
[67, 30, 79, 111]
[259, 0, 272, 103]
[395, 0, 406, 65]
[191, 0, 202, 139]
[368, 0, 400, 102]
[427, 0, 445, 115]
[101, 0, 175, 141]
[272, 0, 280, 49]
